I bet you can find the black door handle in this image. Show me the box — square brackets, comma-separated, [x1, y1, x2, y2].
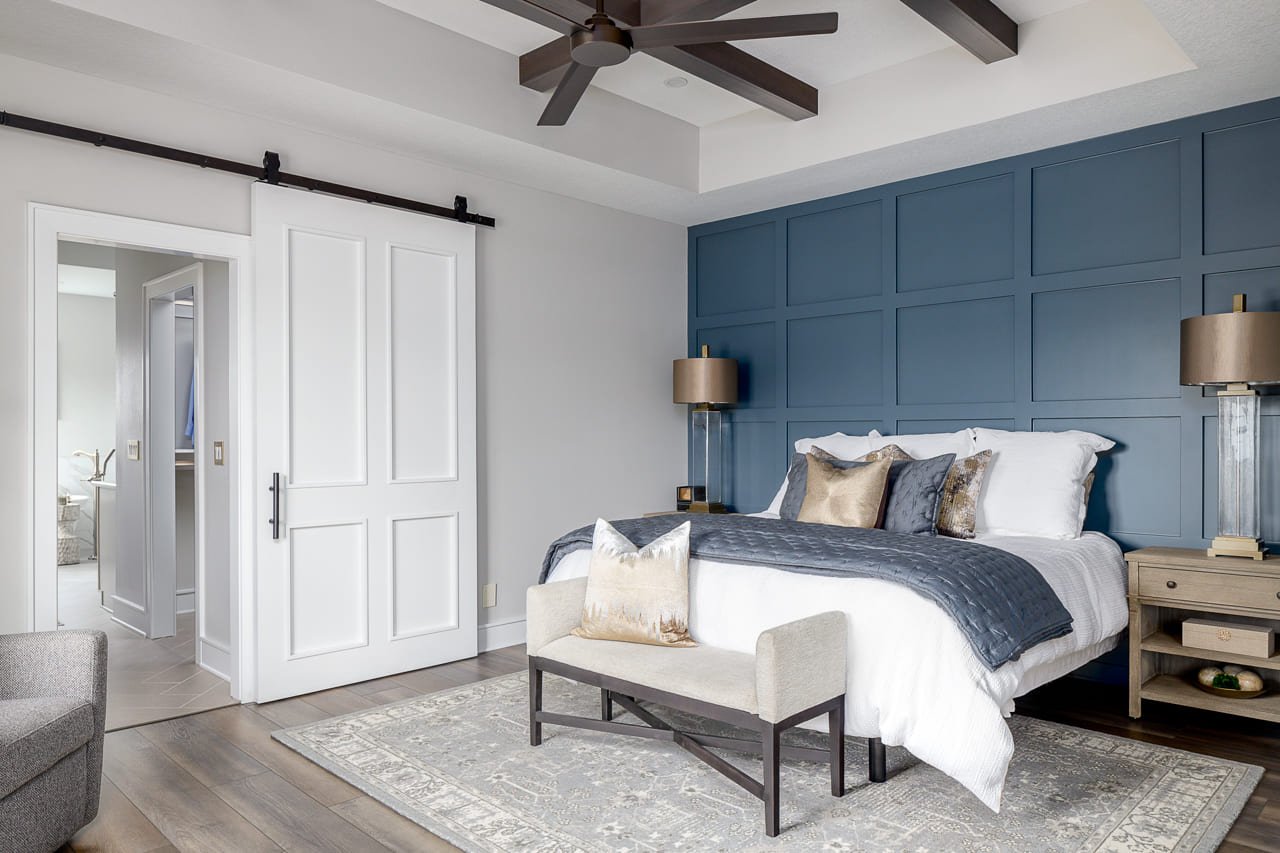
[268, 472, 281, 540]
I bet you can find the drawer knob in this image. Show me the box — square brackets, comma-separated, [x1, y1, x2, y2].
[1166, 580, 1177, 589]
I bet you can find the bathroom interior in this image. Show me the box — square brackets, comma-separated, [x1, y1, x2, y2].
[56, 239, 235, 730]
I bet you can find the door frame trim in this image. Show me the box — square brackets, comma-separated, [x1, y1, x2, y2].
[27, 203, 257, 701]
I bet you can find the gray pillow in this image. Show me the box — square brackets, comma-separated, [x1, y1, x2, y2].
[782, 450, 955, 535]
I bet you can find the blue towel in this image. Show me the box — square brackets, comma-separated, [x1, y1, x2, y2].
[185, 366, 196, 440]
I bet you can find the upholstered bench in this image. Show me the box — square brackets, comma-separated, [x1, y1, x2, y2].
[527, 577, 877, 837]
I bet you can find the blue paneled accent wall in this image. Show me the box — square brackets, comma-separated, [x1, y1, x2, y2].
[688, 97, 1280, 554]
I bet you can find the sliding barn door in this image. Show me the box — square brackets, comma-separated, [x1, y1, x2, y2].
[251, 183, 477, 702]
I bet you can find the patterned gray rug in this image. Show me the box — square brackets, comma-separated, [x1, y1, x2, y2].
[272, 672, 1261, 852]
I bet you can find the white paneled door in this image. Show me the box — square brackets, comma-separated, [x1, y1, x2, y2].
[251, 184, 477, 702]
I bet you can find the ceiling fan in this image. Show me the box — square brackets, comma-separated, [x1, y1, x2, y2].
[513, 0, 839, 126]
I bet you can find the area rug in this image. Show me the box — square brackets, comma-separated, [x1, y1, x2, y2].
[272, 672, 1261, 852]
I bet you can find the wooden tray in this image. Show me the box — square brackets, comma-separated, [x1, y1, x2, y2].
[1195, 681, 1267, 700]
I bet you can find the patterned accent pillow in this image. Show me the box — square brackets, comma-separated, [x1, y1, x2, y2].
[573, 519, 695, 647]
[859, 444, 912, 463]
[936, 450, 994, 539]
[797, 455, 892, 528]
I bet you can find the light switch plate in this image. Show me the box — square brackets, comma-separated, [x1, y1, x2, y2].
[213, 441, 225, 466]
[481, 583, 497, 608]
[127, 440, 140, 461]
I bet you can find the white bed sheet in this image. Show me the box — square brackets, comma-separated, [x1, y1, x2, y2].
[545, 525, 1128, 811]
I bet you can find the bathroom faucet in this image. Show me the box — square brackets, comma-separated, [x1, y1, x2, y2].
[73, 449, 115, 482]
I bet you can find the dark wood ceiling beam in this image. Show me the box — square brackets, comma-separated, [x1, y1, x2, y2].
[644, 42, 818, 120]
[473, 0, 581, 35]
[898, 0, 1017, 63]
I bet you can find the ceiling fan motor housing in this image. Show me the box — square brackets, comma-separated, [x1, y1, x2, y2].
[571, 17, 631, 67]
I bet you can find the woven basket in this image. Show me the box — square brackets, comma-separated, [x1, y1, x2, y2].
[57, 537, 80, 566]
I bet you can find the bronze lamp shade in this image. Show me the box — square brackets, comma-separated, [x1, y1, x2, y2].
[1180, 295, 1280, 386]
[673, 345, 738, 404]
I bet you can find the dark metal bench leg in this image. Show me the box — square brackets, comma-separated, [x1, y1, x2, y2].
[868, 737, 886, 783]
[601, 689, 613, 722]
[763, 722, 780, 837]
[529, 659, 543, 747]
[829, 700, 845, 797]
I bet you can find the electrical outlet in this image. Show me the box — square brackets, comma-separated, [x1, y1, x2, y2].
[127, 440, 141, 461]
[481, 583, 497, 608]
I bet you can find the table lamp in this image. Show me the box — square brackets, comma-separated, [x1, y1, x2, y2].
[673, 345, 738, 513]
[1181, 293, 1280, 559]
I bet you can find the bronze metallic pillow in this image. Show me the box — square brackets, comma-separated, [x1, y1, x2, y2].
[573, 518, 695, 647]
[797, 455, 892, 528]
[937, 450, 993, 539]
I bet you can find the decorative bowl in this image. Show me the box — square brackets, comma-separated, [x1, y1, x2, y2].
[1194, 681, 1267, 700]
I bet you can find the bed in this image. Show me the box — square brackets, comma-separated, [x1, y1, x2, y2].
[542, 503, 1128, 812]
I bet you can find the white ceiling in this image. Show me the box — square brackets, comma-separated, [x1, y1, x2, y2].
[378, 0, 1094, 127]
[1, 0, 1278, 224]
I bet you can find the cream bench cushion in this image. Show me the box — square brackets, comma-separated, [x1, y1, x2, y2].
[538, 635, 758, 713]
[528, 577, 847, 724]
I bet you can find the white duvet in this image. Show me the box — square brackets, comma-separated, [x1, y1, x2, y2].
[545, 525, 1128, 811]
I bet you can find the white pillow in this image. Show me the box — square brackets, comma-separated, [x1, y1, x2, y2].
[867, 429, 975, 459]
[793, 431, 877, 459]
[971, 428, 1115, 540]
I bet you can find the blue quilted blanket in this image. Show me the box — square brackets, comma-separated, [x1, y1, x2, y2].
[540, 514, 1073, 670]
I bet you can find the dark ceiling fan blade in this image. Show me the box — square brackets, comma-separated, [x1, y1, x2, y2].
[477, 0, 588, 36]
[538, 61, 599, 125]
[626, 12, 837, 50]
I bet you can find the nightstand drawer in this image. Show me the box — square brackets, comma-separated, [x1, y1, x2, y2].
[1138, 565, 1280, 613]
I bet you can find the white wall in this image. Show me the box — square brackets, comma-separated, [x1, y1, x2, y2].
[56, 291, 115, 556]
[0, 54, 688, 637]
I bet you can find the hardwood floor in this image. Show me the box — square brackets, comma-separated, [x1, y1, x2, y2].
[63, 647, 1277, 852]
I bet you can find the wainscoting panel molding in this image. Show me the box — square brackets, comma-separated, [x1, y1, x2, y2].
[688, 96, 1280, 552]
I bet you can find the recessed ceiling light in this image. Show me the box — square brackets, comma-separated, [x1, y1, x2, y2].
[664, 76, 689, 89]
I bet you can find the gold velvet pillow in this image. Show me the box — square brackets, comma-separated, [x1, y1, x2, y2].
[797, 455, 892, 528]
[572, 519, 695, 647]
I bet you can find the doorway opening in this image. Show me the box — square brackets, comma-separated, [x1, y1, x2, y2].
[55, 241, 235, 730]
[34, 204, 254, 721]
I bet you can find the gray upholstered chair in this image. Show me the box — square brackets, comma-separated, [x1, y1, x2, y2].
[0, 630, 107, 853]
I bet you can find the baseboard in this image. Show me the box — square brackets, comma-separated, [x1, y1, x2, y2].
[199, 638, 231, 682]
[479, 618, 525, 653]
[176, 589, 195, 614]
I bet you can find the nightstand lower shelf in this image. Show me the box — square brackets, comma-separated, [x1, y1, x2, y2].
[1140, 674, 1280, 723]
[1140, 631, 1280, 672]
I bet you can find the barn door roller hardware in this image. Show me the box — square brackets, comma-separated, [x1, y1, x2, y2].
[0, 110, 496, 228]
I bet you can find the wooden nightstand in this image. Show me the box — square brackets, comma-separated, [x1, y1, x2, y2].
[1126, 547, 1280, 722]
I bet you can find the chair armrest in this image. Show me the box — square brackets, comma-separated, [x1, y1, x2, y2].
[526, 578, 587, 657]
[0, 630, 107, 709]
[0, 629, 107, 823]
[755, 611, 847, 724]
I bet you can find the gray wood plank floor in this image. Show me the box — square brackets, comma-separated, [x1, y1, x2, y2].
[63, 645, 1278, 852]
